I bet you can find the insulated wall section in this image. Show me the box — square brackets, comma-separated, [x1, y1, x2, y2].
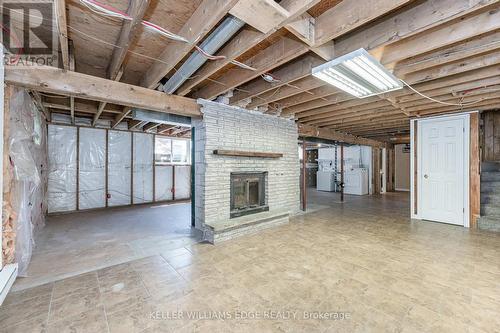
[47, 125, 77, 213]
[78, 128, 106, 210]
[133, 133, 154, 204]
[108, 130, 132, 206]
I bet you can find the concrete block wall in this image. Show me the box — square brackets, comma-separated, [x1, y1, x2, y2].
[193, 100, 300, 233]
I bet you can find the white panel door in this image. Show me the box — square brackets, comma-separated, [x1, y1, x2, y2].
[420, 118, 465, 225]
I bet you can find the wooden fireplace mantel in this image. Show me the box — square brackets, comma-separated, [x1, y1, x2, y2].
[213, 150, 283, 158]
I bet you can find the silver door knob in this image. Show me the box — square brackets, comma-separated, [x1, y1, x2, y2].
[424, 174, 428, 179]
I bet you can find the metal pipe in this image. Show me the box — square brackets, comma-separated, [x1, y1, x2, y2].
[162, 16, 245, 94]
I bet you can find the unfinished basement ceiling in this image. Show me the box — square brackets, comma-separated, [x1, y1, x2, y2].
[5, 0, 500, 142]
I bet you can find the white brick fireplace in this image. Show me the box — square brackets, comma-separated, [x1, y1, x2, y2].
[193, 100, 300, 243]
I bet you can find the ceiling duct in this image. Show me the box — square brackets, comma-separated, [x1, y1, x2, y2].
[162, 16, 245, 94]
[131, 109, 192, 127]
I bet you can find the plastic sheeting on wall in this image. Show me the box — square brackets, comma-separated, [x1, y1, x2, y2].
[78, 128, 106, 210]
[155, 166, 173, 201]
[108, 130, 132, 206]
[48, 126, 77, 213]
[175, 166, 191, 199]
[133, 133, 154, 204]
[7, 88, 48, 276]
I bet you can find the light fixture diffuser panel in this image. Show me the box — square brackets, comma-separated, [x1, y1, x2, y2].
[312, 48, 403, 98]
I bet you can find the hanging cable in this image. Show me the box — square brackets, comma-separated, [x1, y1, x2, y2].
[141, 21, 189, 43]
[194, 45, 227, 60]
[230, 60, 257, 71]
[79, 0, 132, 20]
[400, 79, 483, 107]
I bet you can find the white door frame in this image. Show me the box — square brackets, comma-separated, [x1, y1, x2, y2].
[413, 113, 470, 228]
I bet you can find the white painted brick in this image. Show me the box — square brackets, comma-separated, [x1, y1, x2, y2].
[194, 100, 300, 234]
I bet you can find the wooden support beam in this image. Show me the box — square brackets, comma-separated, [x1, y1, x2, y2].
[143, 122, 161, 132]
[113, 107, 133, 128]
[29, 91, 50, 121]
[157, 124, 177, 134]
[140, 0, 239, 89]
[129, 119, 145, 130]
[229, 0, 290, 34]
[251, 0, 499, 113]
[247, 76, 324, 109]
[229, 55, 323, 104]
[298, 97, 387, 122]
[314, 0, 414, 46]
[108, 0, 150, 80]
[93, 68, 124, 126]
[411, 98, 500, 117]
[285, 12, 335, 60]
[192, 36, 309, 100]
[55, 0, 69, 70]
[69, 41, 75, 124]
[400, 50, 500, 85]
[286, 13, 315, 46]
[321, 110, 406, 127]
[279, 86, 340, 109]
[176, 0, 321, 96]
[470, 112, 480, 228]
[298, 123, 386, 148]
[378, 7, 500, 66]
[44, 101, 122, 115]
[282, 92, 352, 116]
[394, 30, 500, 76]
[334, 0, 498, 58]
[94, 0, 149, 127]
[5, 65, 201, 118]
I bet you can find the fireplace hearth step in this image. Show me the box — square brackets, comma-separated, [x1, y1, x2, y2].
[202, 209, 290, 244]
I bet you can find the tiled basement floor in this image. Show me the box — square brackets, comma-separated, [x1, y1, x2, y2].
[13, 202, 200, 291]
[3, 192, 500, 332]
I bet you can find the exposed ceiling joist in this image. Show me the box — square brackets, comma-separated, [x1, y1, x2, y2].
[192, 36, 309, 99]
[314, 0, 414, 46]
[229, 0, 290, 34]
[54, 0, 69, 70]
[229, 55, 323, 104]
[140, 0, 240, 89]
[175, 0, 322, 96]
[298, 124, 387, 148]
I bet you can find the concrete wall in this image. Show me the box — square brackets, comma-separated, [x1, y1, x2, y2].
[395, 144, 410, 191]
[193, 100, 300, 233]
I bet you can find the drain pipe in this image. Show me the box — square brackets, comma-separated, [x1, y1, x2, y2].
[162, 16, 245, 94]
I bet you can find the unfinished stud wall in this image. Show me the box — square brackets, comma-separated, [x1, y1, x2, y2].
[193, 100, 300, 232]
[2, 86, 48, 276]
[47, 124, 191, 213]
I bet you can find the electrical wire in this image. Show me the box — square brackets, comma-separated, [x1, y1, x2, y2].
[79, 0, 132, 21]
[400, 80, 484, 107]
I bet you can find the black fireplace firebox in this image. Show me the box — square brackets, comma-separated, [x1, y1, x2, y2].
[230, 172, 268, 218]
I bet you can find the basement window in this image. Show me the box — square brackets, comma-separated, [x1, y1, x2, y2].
[155, 136, 190, 165]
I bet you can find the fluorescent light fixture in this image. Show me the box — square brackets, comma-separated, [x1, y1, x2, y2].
[312, 48, 403, 98]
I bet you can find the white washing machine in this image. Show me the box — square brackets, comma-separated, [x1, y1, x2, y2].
[317, 171, 336, 192]
[344, 168, 369, 195]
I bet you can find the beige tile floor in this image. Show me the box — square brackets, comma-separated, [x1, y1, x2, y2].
[2, 191, 500, 332]
[13, 202, 200, 291]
